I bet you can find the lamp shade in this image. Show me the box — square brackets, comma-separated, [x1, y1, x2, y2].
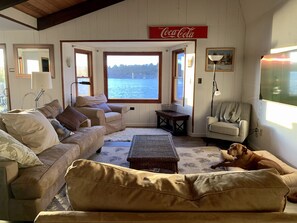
[208, 55, 224, 62]
[31, 72, 52, 90]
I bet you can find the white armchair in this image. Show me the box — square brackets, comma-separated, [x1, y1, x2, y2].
[206, 102, 251, 143]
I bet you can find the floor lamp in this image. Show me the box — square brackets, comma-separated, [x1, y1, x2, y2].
[70, 81, 91, 106]
[31, 72, 52, 109]
[208, 55, 223, 116]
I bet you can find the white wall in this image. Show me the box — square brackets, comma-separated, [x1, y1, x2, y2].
[0, 0, 245, 135]
[243, 0, 297, 167]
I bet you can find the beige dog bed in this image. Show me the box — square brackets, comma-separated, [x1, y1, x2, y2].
[220, 150, 297, 202]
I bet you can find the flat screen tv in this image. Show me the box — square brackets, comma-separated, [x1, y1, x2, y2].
[260, 49, 297, 106]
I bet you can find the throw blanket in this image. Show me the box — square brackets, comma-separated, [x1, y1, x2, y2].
[215, 102, 242, 123]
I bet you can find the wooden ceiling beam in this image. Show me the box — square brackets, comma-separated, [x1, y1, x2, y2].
[37, 0, 125, 30]
[0, 0, 28, 11]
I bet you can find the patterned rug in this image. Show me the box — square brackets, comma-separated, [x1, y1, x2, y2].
[104, 128, 170, 142]
[46, 146, 225, 211]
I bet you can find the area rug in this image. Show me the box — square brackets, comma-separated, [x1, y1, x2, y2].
[46, 146, 225, 211]
[104, 128, 170, 142]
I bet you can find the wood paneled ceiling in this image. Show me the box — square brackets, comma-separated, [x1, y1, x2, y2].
[0, 0, 124, 30]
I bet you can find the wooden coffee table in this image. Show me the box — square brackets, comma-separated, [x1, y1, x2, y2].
[127, 135, 180, 173]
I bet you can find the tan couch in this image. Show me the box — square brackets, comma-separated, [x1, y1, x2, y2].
[34, 160, 297, 223]
[74, 94, 128, 134]
[0, 101, 106, 221]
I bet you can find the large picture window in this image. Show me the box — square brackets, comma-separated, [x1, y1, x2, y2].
[172, 49, 185, 105]
[104, 52, 162, 103]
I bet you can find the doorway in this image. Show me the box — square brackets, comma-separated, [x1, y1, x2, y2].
[0, 44, 10, 112]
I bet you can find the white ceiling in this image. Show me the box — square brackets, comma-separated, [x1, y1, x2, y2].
[0, 16, 32, 30]
[239, 0, 284, 24]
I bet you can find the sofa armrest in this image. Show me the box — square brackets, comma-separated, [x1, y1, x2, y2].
[80, 119, 91, 128]
[35, 211, 297, 223]
[206, 116, 218, 125]
[0, 161, 18, 219]
[75, 107, 106, 126]
[238, 120, 249, 137]
[107, 104, 128, 114]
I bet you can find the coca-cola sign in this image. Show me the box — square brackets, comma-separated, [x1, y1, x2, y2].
[149, 26, 208, 39]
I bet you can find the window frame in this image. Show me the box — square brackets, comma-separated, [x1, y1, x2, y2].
[171, 48, 186, 105]
[74, 49, 94, 96]
[103, 51, 162, 103]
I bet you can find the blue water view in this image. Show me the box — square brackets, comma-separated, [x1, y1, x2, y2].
[108, 78, 158, 99]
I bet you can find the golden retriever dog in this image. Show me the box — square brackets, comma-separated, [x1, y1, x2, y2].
[211, 143, 285, 175]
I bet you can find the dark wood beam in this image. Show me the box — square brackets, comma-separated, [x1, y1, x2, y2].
[37, 0, 125, 30]
[0, 0, 28, 11]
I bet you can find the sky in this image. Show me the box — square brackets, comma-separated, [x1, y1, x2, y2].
[107, 55, 159, 67]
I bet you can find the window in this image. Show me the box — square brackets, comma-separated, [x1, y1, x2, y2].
[27, 59, 39, 74]
[104, 52, 162, 103]
[75, 49, 93, 96]
[289, 72, 297, 96]
[172, 49, 185, 105]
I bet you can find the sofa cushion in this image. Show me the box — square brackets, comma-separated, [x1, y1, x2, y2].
[0, 129, 43, 168]
[1, 110, 60, 154]
[49, 119, 74, 141]
[11, 143, 80, 200]
[62, 126, 105, 155]
[56, 106, 88, 131]
[90, 103, 112, 113]
[105, 112, 121, 122]
[209, 122, 239, 136]
[38, 99, 63, 118]
[76, 94, 107, 107]
[65, 160, 289, 212]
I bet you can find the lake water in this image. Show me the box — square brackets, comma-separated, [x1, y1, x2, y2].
[108, 78, 158, 99]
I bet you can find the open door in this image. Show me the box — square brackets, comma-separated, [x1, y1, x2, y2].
[0, 45, 10, 112]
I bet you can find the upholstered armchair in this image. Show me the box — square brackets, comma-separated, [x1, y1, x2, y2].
[74, 94, 128, 134]
[206, 101, 251, 143]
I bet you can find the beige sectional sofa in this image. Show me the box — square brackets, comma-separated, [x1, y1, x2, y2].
[35, 160, 297, 223]
[0, 100, 106, 221]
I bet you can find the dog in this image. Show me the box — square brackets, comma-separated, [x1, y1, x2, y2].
[211, 143, 285, 175]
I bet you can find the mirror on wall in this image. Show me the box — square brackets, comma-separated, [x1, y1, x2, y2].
[13, 44, 55, 78]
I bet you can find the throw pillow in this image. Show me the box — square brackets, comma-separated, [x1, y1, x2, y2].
[38, 99, 63, 118]
[1, 110, 60, 154]
[0, 130, 43, 168]
[90, 103, 112, 113]
[56, 106, 88, 131]
[49, 119, 74, 141]
[75, 93, 107, 107]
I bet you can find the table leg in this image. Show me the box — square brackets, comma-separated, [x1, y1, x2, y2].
[172, 120, 177, 135]
[183, 120, 187, 135]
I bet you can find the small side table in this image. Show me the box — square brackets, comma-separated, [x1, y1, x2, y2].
[155, 110, 189, 136]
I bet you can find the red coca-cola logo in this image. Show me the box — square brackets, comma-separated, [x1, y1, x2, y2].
[160, 27, 195, 38]
[149, 26, 208, 39]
